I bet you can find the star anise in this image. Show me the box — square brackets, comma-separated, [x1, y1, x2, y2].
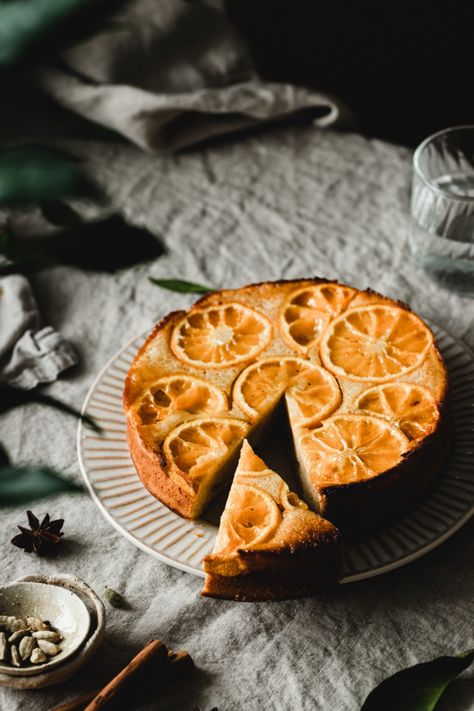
[11, 511, 64, 555]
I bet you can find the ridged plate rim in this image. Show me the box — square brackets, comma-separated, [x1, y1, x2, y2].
[77, 320, 474, 584]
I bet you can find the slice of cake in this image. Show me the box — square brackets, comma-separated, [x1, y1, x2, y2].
[202, 440, 342, 601]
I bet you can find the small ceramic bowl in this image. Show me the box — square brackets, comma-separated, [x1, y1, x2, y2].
[0, 575, 105, 689]
[0, 581, 90, 676]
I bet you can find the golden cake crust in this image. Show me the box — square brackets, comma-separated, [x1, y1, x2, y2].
[201, 545, 342, 602]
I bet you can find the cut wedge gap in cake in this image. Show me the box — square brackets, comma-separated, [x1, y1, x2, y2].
[202, 440, 342, 601]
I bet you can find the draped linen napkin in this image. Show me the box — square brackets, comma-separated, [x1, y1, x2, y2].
[34, 0, 353, 153]
[0, 275, 77, 389]
[11, 0, 352, 390]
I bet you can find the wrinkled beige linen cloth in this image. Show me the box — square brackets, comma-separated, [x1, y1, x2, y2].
[0, 127, 473, 710]
[3, 0, 352, 391]
[0, 275, 77, 389]
[34, 0, 353, 152]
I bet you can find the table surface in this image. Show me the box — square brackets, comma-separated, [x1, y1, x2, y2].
[1, 126, 473, 711]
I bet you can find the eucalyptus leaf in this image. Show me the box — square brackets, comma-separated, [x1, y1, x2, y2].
[0, 145, 97, 205]
[149, 278, 212, 294]
[361, 650, 474, 711]
[0, 214, 163, 275]
[0, 464, 82, 505]
[0, 385, 101, 433]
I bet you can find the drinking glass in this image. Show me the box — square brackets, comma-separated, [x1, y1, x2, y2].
[410, 126, 474, 294]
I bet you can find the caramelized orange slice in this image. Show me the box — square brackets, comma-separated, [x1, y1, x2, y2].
[170, 303, 272, 369]
[224, 484, 282, 548]
[297, 414, 409, 485]
[320, 305, 433, 381]
[162, 416, 249, 484]
[279, 284, 356, 353]
[136, 374, 227, 425]
[233, 356, 341, 426]
[356, 382, 439, 440]
[209, 440, 307, 559]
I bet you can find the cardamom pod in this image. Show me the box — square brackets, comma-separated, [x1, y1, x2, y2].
[0, 632, 7, 661]
[19, 636, 36, 661]
[10, 618, 28, 632]
[37, 639, 59, 656]
[32, 630, 61, 642]
[30, 647, 47, 664]
[26, 617, 49, 631]
[10, 644, 21, 667]
[0, 615, 16, 629]
[8, 628, 30, 644]
[104, 586, 126, 608]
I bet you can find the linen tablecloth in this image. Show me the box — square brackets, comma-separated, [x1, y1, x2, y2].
[1, 127, 473, 710]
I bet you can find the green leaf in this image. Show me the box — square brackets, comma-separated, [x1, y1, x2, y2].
[361, 650, 474, 711]
[0, 0, 126, 67]
[0, 215, 164, 275]
[0, 0, 90, 65]
[0, 464, 82, 505]
[0, 385, 101, 433]
[0, 145, 97, 205]
[149, 278, 213, 294]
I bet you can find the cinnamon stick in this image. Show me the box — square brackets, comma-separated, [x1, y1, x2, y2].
[52, 649, 193, 711]
[85, 639, 167, 710]
[162, 650, 195, 683]
[52, 690, 97, 711]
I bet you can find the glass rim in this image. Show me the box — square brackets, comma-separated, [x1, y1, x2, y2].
[413, 125, 474, 203]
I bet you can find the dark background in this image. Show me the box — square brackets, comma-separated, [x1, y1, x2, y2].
[227, 0, 474, 146]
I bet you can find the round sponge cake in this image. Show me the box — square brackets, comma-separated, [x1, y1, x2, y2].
[124, 279, 450, 534]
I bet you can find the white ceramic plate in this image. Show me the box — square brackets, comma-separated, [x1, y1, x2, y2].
[78, 321, 474, 584]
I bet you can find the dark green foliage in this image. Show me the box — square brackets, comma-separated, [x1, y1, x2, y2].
[149, 278, 212, 294]
[1, 466, 82, 505]
[0, 0, 125, 67]
[0, 145, 97, 205]
[361, 650, 474, 711]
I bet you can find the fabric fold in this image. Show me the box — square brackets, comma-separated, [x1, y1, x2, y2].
[33, 0, 353, 153]
[0, 276, 77, 390]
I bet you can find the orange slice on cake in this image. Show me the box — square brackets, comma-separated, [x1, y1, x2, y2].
[136, 374, 228, 425]
[356, 382, 439, 440]
[279, 283, 356, 353]
[163, 416, 249, 490]
[233, 356, 341, 426]
[221, 484, 282, 549]
[320, 304, 433, 381]
[131, 374, 228, 443]
[296, 414, 409, 487]
[170, 303, 272, 369]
